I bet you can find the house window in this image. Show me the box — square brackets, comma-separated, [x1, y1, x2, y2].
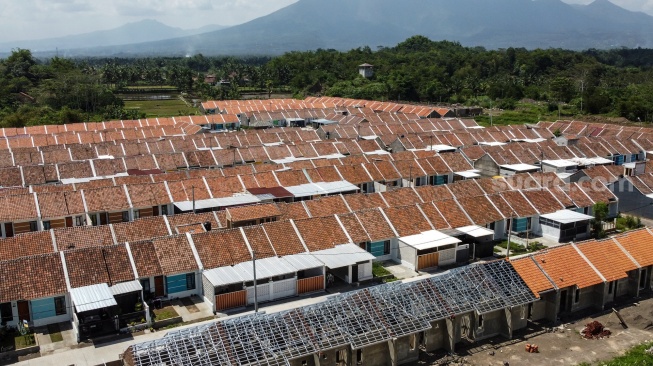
[141, 279, 151, 294]
[161, 205, 169, 216]
[122, 211, 130, 222]
[608, 281, 614, 294]
[640, 270, 648, 289]
[487, 222, 496, 231]
[356, 349, 363, 365]
[575, 288, 581, 303]
[54, 296, 66, 316]
[367, 240, 390, 257]
[29, 221, 38, 232]
[384, 240, 391, 255]
[0, 302, 12, 323]
[90, 214, 98, 226]
[478, 314, 484, 328]
[133, 210, 140, 220]
[75, 215, 86, 226]
[42, 221, 51, 230]
[336, 349, 346, 363]
[186, 273, 196, 291]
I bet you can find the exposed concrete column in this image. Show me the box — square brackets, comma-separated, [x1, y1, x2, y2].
[445, 317, 456, 353]
[387, 339, 397, 366]
[504, 307, 513, 339]
[313, 353, 321, 366]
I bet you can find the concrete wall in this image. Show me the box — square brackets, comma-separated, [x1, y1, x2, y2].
[397, 240, 417, 270]
[358, 342, 391, 366]
[529, 293, 558, 322]
[288, 348, 351, 366]
[474, 155, 499, 177]
[610, 179, 653, 219]
[474, 310, 507, 340]
[394, 335, 420, 365]
[201, 275, 215, 312]
[423, 319, 448, 353]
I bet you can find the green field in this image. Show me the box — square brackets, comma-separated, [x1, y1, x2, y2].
[124, 99, 199, 118]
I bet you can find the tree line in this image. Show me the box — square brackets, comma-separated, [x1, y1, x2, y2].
[2, 36, 653, 126]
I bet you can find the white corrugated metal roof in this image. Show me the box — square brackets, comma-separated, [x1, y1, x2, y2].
[456, 225, 495, 238]
[174, 194, 260, 211]
[310, 244, 375, 269]
[70, 283, 117, 313]
[314, 181, 359, 194]
[110, 280, 143, 296]
[500, 163, 540, 172]
[542, 159, 578, 168]
[234, 256, 297, 281]
[454, 171, 481, 178]
[282, 253, 324, 271]
[540, 210, 593, 223]
[399, 230, 461, 251]
[203, 266, 248, 287]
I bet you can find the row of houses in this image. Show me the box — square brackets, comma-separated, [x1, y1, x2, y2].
[121, 228, 653, 366]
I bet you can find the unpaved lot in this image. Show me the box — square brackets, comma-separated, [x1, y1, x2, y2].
[418, 295, 653, 365]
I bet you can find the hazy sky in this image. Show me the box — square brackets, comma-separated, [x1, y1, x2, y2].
[0, 0, 299, 43]
[0, 0, 652, 43]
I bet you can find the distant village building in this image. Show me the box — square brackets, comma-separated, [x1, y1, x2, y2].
[359, 63, 374, 78]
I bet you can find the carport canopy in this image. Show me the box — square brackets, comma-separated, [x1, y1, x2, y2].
[456, 225, 495, 238]
[70, 283, 117, 313]
[310, 244, 375, 269]
[399, 230, 461, 251]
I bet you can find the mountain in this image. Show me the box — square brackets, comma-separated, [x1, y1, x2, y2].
[0, 19, 228, 54]
[21, 0, 653, 57]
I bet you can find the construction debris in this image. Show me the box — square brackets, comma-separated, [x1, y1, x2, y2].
[582, 321, 611, 339]
[612, 308, 628, 329]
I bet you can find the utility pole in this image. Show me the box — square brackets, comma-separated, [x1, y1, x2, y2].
[409, 164, 413, 187]
[253, 251, 259, 313]
[192, 186, 195, 214]
[429, 135, 433, 151]
[579, 80, 585, 114]
[490, 100, 493, 127]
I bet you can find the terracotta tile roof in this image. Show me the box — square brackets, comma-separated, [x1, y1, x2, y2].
[0, 167, 22, 187]
[262, 220, 306, 256]
[0, 231, 54, 261]
[521, 189, 565, 213]
[533, 245, 603, 289]
[22, 165, 47, 185]
[167, 212, 219, 232]
[510, 257, 554, 298]
[151, 235, 198, 274]
[275, 170, 310, 186]
[226, 203, 281, 222]
[174, 223, 206, 234]
[336, 165, 372, 184]
[344, 193, 387, 211]
[563, 183, 594, 208]
[613, 228, 653, 267]
[64, 247, 112, 287]
[476, 177, 511, 195]
[418, 202, 449, 230]
[381, 188, 423, 207]
[242, 226, 276, 259]
[373, 161, 401, 181]
[503, 174, 540, 190]
[127, 184, 161, 208]
[336, 212, 370, 243]
[413, 185, 453, 202]
[548, 186, 575, 208]
[457, 196, 504, 225]
[54, 225, 115, 250]
[113, 216, 171, 243]
[294, 216, 349, 251]
[277, 202, 310, 220]
[441, 153, 473, 171]
[0, 194, 37, 221]
[313, 166, 343, 182]
[83, 186, 130, 212]
[128, 240, 163, 278]
[305, 196, 350, 217]
[576, 239, 638, 282]
[448, 179, 485, 199]
[433, 199, 474, 228]
[37, 191, 84, 218]
[102, 244, 137, 284]
[577, 180, 616, 204]
[354, 209, 395, 241]
[0, 253, 67, 302]
[500, 190, 538, 217]
[253, 171, 281, 188]
[192, 229, 249, 268]
[382, 205, 432, 237]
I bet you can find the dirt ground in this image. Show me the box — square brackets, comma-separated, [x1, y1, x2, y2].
[418, 295, 653, 365]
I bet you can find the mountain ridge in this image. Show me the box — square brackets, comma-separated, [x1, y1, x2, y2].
[7, 0, 653, 57]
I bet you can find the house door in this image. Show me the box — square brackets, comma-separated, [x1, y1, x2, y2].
[351, 265, 358, 283]
[154, 276, 165, 297]
[153, 206, 159, 216]
[559, 290, 568, 313]
[17, 301, 30, 322]
[4, 223, 13, 238]
[65, 216, 73, 227]
[613, 282, 618, 302]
